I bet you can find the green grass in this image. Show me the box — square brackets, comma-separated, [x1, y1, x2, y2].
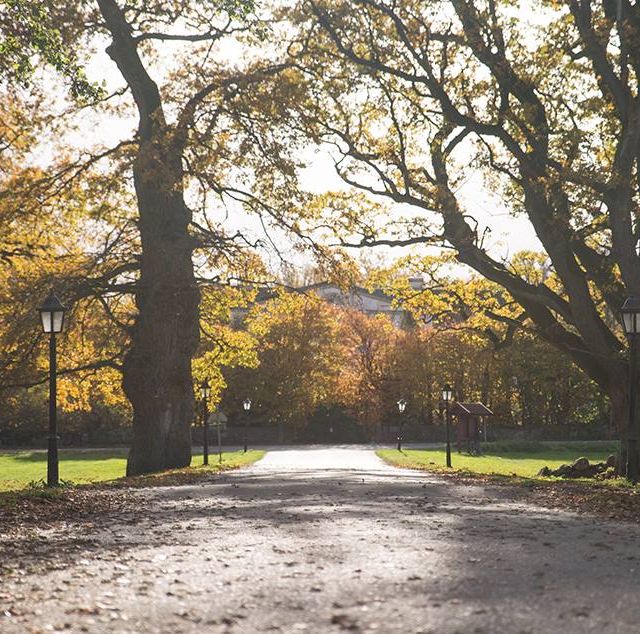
[377, 444, 616, 479]
[0, 448, 264, 492]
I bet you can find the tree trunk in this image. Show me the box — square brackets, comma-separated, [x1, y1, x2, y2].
[97, 0, 200, 476]
[481, 363, 490, 405]
[123, 136, 200, 475]
[610, 384, 628, 476]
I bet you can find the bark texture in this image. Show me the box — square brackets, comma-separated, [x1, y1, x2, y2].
[122, 138, 200, 475]
[97, 0, 200, 475]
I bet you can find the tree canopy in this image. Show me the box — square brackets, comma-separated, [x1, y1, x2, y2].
[275, 0, 639, 434]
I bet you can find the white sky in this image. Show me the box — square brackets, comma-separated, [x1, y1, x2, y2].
[67, 22, 543, 276]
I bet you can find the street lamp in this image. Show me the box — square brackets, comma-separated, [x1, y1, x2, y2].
[38, 291, 66, 487]
[215, 410, 224, 464]
[200, 381, 211, 466]
[441, 383, 453, 468]
[397, 399, 407, 451]
[243, 398, 251, 453]
[621, 296, 640, 482]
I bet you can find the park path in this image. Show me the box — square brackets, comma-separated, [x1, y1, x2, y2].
[2, 446, 640, 633]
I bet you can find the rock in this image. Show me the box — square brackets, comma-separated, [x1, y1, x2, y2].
[606, 454, 617, 468]
[541, 456, 616, 480]
[572, 457, 590, 471]
[594, 466, 617, 480]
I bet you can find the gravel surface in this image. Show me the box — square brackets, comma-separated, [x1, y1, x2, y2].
[2, 446, 640, 633]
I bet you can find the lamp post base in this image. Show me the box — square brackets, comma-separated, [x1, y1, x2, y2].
[47, 435, 59, 487]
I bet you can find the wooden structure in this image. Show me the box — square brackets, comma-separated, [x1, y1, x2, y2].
[451, 402, 494, 454]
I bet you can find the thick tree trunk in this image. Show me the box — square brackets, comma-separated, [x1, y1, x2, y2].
[97, 0, 201, 476]
[123, 137, 200, 476]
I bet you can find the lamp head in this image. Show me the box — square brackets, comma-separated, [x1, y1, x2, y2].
[38, 292, 66, 334]
[621, 296, 640, 336]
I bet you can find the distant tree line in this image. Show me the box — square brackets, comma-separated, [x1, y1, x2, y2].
[221, 289, 607, 443]
[0, 277, 608, 446]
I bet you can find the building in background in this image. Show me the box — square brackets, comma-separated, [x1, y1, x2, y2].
[230, 279, 425, 329]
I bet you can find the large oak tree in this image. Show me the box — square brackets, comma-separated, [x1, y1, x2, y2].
[1, 0, 301, 474]
[281, 0, 640, 465]
[91, 0, 302, 474]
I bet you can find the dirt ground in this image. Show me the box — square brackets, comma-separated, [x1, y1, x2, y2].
[2, 446, 640, 633]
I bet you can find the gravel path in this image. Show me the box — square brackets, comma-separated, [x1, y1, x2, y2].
[2, 446, 640, 633]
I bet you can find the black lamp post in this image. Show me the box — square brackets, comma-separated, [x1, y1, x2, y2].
[243, 398, 251, 453]
[621, 296, 640, 482]
[397, 399, 406, 451]
[201, 381, 211, 466]
[38, 292, 66, 487]
[442, 383, 453, 468]
[215, 410, 223, 464]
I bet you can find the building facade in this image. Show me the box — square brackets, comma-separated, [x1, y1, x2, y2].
[230, 280, 422, 328]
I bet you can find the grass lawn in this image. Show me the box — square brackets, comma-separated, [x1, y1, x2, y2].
[377, 442, 618, 479]
[0, 448, 265, 492]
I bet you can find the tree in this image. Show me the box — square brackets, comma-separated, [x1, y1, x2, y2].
[372, 252, 607, 432]
[0, 145, 133, 443]
[192, 283, 260, 412]
[0, 0, 100, 99]
[214, 266, 605, 441]
[338, 309, 399, 436]
[0, 0, 303, 474]
[282, 0, 639, 464]
[224, 291, 344, 440]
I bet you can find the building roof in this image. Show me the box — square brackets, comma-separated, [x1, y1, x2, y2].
[299, 281, 395, 304]
[229, 281, 420, 330]
[247, 281, 398, 307]
[451, 402, 494, 417]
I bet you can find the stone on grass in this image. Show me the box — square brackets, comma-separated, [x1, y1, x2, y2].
[556, 464, 573, 476]
[538, 456, 617, 480]
[572, 457, 590, 471]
